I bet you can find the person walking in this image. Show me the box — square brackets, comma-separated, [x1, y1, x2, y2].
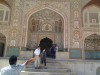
[34, 46, 41, 69]
[0, 55, 36, 75]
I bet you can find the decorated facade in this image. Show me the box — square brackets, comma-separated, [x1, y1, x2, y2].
[0, 0, 100, 59]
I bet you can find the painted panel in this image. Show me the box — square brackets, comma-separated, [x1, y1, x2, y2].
[85, 51, 95, 59]
[7, 47, 19, 56]
[95, 51, 100, 59]
[69, 49, 82, 59]
[85, 51, 100, 59]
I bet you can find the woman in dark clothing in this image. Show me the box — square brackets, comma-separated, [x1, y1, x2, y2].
[41, 49, 47, 68]
[50, 44, 56, 59]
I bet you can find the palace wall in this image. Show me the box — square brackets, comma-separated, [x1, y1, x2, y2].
[0, 0, 100, 59]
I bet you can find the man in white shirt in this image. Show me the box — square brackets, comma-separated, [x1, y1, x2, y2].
[0, 55, 36, 75]
[34, 46, 41, 69]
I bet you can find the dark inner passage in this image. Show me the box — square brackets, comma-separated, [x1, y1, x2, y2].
[39, 37, 53, 57]
[0, 43, 4, 57]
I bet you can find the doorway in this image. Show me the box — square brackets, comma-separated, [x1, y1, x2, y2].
[39, 37, 53, 57]
[0, 43, 4, 57]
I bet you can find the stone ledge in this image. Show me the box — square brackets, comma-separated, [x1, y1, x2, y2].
[21, 71, 71, 75]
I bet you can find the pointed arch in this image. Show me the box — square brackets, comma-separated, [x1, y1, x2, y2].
[0, 3, 11, 25]
[82, 0, 100, 27]
[0, 0, 11, 9]
[25, 7, 65, 23]
[82, 0, 100, 10]
[84, 34, 100, 59]
[23, 5, 66, 45]
[28, 8, 64, 32]
[24, 6, 65, 33]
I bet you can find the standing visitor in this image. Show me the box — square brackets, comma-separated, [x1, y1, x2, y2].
[33, 43, 38, 57]
[41, 49, 47, 69]
[50, 44, 56, 59]
[0, 55, 36, 75]
[34, 46, 41, 69]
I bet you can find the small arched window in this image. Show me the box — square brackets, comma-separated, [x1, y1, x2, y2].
[0, 4, 10, 25]
[83, 5, 100, 27]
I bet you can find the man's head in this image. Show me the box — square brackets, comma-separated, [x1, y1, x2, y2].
[9, 55, 17, 65]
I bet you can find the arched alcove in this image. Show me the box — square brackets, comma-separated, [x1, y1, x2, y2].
[27, 8, 64, 51]
[82, 0, 100, 28]
[84, 34, 100, 59]
[0, 3, 10, 25]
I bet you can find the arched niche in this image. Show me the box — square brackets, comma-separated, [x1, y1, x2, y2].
[82, 0, 100, 27]
[82, 5, 100, 27]
[27, 8, 64, 51]
[0, 3, 10, 25]
[84, 34, 100, 59]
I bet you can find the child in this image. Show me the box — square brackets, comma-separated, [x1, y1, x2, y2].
[41, 49, 47, 69]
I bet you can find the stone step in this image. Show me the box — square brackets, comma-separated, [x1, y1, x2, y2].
[23, 58, 73, 75]
[27, 63, 61, 66]
[50, 73, 70, 75]
[26, 65, 68, 69]
[29, 61, 60, 63]
[21, 71, 71, 75]
[29, 58, 58, 63]
[25, 68, 71, 73]
[30, 59, 58, 63]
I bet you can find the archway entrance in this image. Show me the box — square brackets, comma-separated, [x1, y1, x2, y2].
[84, 34, 100, 59]
[0, 33, 6, 57]
[27, 8, 64, 52]
[39, 37, 53, 57]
